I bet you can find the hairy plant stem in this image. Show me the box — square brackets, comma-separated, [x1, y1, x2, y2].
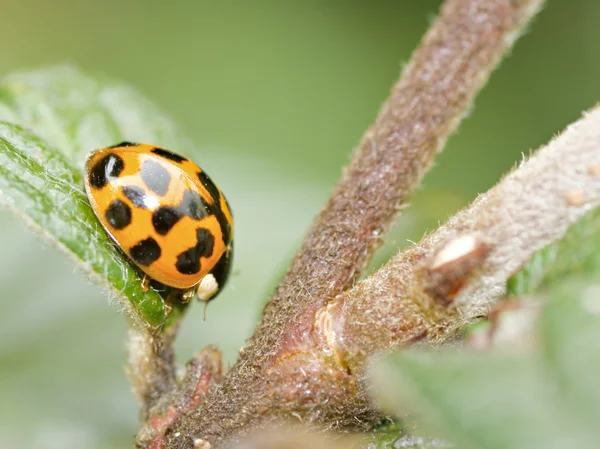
[329, 105, 600, 374]
[128, 324, 179, 416]
[133, 0, 547, 447]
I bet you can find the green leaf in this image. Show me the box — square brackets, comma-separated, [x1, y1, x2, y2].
[358, 421, 448, 449]
[0, 65, 195, 329]
[507, 206, 600, 296]
[540, 276, 600, 433]
[372, 273, 600, 449]
[359, 421, 405, 449]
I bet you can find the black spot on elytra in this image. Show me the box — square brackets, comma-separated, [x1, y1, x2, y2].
[216, 207, 231, 246]
[196, 171, 232, 245]
[180, 190, 208, 220]
[105, 199, 131, 230]
[130, 237, 162, 266]
[122, 185, 149, 209]
[175, 228, 215, 275]
[148, 189, 209, 235]
[89, 153, 124, 189]
[197, 170, 221, 203]
[208, 200, 231, 247]
[108, 141, 138, 148]
[152, 207, 183, 235]
[151, 147, 187, 163]
[209, 244, 233, 292]
[140, 160, 171, 196]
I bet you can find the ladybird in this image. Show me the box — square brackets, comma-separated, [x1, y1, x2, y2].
[84, 142, 233, 302]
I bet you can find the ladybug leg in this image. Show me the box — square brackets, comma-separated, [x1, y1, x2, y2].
[181, 288, 195, 303]
[141, 275, 151, 292]
[163, 302, 173, 316]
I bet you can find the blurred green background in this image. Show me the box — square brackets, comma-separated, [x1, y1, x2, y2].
[0, 1, 598, 448]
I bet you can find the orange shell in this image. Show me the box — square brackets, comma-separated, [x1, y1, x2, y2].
[84, 143, 233, 291]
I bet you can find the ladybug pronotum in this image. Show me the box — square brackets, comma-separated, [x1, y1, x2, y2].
[84, 142, 233, 302]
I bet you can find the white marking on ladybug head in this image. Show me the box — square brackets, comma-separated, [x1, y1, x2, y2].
[196, 274, 218, 301]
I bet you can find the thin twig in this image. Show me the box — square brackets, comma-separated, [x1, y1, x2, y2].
[127, 325, 179, 416]
[136, 346, 223, 448]
[155, 1, 545, 447]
